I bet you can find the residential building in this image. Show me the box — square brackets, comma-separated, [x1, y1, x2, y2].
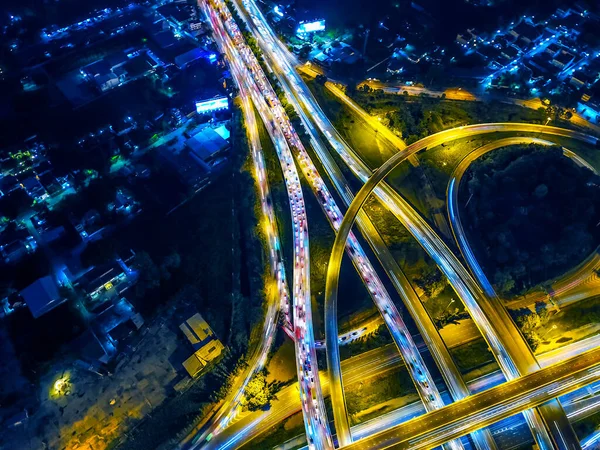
[185, 126, 230, 167]
[20, 276, 65, 318]
[180, 313, 225, 378]
[552, 50, 576, 69]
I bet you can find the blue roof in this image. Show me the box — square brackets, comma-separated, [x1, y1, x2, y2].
[20, 276, 64, 318]
[174, 48, 207, 68]
[186, 127, 229, 161]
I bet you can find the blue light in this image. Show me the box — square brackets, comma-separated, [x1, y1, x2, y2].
[209, 53, 217, 63]
[196, 97, 229, 114]
[297, 20, 325, 35]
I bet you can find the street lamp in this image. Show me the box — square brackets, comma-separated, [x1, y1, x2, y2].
[540, 324, 557, 340]
[443, 298, 455, 314]
[545, 116, 552, 126]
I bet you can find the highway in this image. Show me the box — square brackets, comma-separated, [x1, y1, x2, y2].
[199, 2, 333, 448]
[324, 122, 597, 450]
[342, 347, 600, 450]
[229, 2, 501, 448]
[319, 75, 600, 450]
[200, 3, 600, 449]
[182, 80, 293, 448]
[228, 9, 571, 445]
[223, 3, 478, 449]
[325, 74, 590, 448]
[204, 333, 600, 450]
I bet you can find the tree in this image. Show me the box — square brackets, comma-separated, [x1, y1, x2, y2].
[315, 74, 327, 85]
[413, 265, 447, 298]
[241, 369, 280, 411]
[133, 251, 161, 298]
[299, 44, 311, 59]
[494, 270, 515, 294]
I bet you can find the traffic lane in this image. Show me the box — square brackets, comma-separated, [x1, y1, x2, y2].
[344, 347, 600, 450]
[211, 329, 598, 448]
[205, 4, 331, 446]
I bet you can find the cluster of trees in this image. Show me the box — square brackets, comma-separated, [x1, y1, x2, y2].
[412, 265, 447, 298]
[350, 85, 471, 144]
[241, 369, 282, 412]
[462, 144, 600, 295]
[509, 302, 550, 352]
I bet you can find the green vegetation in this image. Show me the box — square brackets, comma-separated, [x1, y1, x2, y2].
[362, 196, 426, 275]
[509, 302, 550, 352]
[241, 369, 282, 412]
[449, 338, 496, 374]
[349, 85, 547, 144]
[239, 412, 305, 450]
[304, 78, 398, 170]
[461, 144, 600, 295]
[339, 325, 393, 360]
[573, 409, 600, 441]
[346, 367, 416, 425]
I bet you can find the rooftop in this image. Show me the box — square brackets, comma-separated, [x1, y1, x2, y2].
[20, 276, 64, 318]
[186, 127, 229, 162]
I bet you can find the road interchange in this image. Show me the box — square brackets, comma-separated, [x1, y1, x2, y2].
[188, 1, 600, 449]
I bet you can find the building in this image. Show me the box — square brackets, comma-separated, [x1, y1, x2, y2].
[500, 45, 519, 62]
[185, 126, 230, 166]
[77, 260, 136, 306]
[552, 50, 576, 69]
[21, 175, 47, 201]
[578, 96, 600, 123]
[95, 73, 119, 92]
[20, 276, 65, 318]
[180, 313, 225, 378]
[174, 48, 208, 69]
[81, 51, 130, 92]
[0, 236, 36, 264]
[159, 148, 209, 190]
[31, 212, 65, 243]
[570, 70, 591, 89]
[509, 22, 541, 44]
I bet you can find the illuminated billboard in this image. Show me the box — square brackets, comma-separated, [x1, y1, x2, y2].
[297, 20, 325, 35]
[196, 97, 229, 114]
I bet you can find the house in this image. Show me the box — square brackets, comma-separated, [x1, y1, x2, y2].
[180, 313, 225, 378]
[500, 45, 519, 62]
[578, 96, 600, 123]
[93, 297, 144, 359]
[0, 175, 20, 197]
[456, 34, 470, 46]
[570, 70, 591, 89]
[509, 22, 541, 44]
[95, 73, 119, 92]
[545, 43, 562, 57]
[70, 209, 103, 241]
[109, 188, 141, 216]
[20, 276, 65, 318]
[21, 175, 47, 201]
[31, 212, 65, 243]
[0, 231, 36, 264]
[174, 48, 209, 69]
[552, 50, 575, 69]
[77, 260, 136, 306]
[185, 126, 230, 166]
